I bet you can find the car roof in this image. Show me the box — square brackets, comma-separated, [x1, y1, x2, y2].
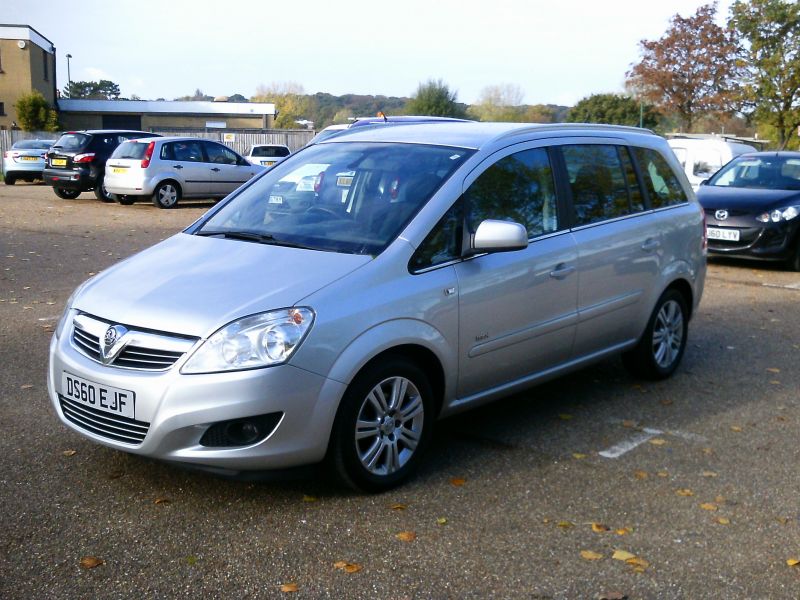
[317, 121, 658, 150]
[250, 143, 289, 148]
[61, 129, 155, 135]
[736, 151, 800, 158]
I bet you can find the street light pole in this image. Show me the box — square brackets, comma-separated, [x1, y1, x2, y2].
[65, 53, 72, 97]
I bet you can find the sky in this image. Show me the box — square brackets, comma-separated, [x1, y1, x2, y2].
[6, 0, 734, 107]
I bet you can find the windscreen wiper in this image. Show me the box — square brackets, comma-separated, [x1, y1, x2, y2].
[196, 229, 314, 250]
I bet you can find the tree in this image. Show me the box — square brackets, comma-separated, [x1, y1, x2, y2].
[227, 93, 249, 103]
[468, 84, 525, 121]
[252, 81, 316, 128]
[14, 91, 59, 131]
[567, 93, 660, 129]
[732, 0, 800, 149]
[627, 3, 742, 131]
[405, 79, 467, 118]
[63, 80, 121, 100]
[174, 88, 214, 101]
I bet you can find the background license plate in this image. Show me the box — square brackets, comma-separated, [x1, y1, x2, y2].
[61, 372, 135, 419]
[52, 158, 67, 166]
[707, 227, 740, 242]
[21, 156, 38, 161]
[112, 167, 126, 173]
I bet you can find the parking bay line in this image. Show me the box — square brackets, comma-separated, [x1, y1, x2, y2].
[598, 423, 707, 459]
[762, 282, 800, 290]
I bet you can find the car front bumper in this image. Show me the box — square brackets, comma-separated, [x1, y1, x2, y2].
[47, 325, 346, 471]
[706, 217, 800, 262]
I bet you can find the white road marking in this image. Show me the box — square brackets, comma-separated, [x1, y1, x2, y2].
[38, 316, 60, 322]
[762, 282, 800, 290]
[598, 420, 707, 459]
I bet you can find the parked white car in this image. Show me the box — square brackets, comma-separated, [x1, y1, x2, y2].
[244, 144, 291, 168]
[105, 136, 263, 208]
[668, 137, 756, 190]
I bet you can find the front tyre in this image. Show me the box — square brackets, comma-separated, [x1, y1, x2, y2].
[623, 289, 688, 380]
[94, 182, 115, 202]
[328, 358, 434, 492]
[152, 181, 180, 208]
[4, 175, 15, 185]
[787, 240, 800, 272]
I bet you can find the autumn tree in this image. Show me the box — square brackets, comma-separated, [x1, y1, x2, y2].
[732, 0, 800, 149]
[63, 80, 121, 100]
[567, 93, 660, 129]
[252, 81, 315, 128]
[627, 3, 742, 131]
[405, 79, 467, 118]
[468, 84, 525, 121]
[14, 91, 59, 131]
[174, 89, 214, 101]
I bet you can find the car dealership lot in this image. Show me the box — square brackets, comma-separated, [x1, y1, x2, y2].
[2, 183, 800, 599]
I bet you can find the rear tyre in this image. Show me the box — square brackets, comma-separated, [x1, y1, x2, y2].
[53, 187, 80, 199]
[94, 182, 115, 202]
[116, 195, 135, 206]
[787, 241, 800, 272]
[327, 357, 434, 492]
[622, 289, 688, 380]
[152, 181, 180, 209]
[4, 175, 15, 185]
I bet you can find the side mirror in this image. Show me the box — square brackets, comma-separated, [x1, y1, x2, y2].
[468, 219, 528, 254]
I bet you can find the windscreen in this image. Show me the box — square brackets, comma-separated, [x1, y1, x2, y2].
[197, 142, 473, 255]
[111, 141, 150, 160]
[53, 133, 90, 152]
[709, 155, 800, 190]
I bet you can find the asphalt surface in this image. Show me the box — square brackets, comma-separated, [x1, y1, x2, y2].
[1, 183, 799, 599]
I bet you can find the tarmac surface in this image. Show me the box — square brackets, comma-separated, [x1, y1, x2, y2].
[2, 182, 800, 599]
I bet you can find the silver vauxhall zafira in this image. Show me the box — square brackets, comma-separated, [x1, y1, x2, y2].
[48, 122, 706, 491]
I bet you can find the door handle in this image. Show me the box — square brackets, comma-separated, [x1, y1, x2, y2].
[210, 167, 221, 172]
[641, 238, 661, 252]
[173, 165, 183, 169]
[549, 264, 575, 279]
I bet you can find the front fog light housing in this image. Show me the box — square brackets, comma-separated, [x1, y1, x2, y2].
[182, 308, 315, 374]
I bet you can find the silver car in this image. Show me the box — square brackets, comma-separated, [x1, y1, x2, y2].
[104, 136, 263, 208]
[3, 139, 55, 185]
[48, 122, 706, 491]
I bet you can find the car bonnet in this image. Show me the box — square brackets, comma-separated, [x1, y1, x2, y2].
[697, 185, 800, 211]
[72, 233, 371, 338]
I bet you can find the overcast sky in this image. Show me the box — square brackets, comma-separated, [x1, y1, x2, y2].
[7, 0, 733, 106]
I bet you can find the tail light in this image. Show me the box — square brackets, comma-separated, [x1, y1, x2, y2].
[3, 152, 10, 158]
[314, 171, 325, 193]
[73, 153, 96, 163]
[701, 208, 708, 250]
[141, 141, 155, 168]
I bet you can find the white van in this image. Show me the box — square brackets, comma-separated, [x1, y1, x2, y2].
[667, 137, 756, 190]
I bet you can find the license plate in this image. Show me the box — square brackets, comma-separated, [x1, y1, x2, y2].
[52, 158, 67, 167]
[21, 156, 38, 161]
[261, 161, 275, 166]
[336, 176, 353, 186]
[61, 372, 135, 419]
[268, 195, 284, 204]
[111, 167, 127, 174]
[707, 227, 740, 241]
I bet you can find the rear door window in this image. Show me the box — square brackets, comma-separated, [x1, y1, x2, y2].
[162, 141, 205, 162]
[632, 147, 688, 208]
[53, 133, 90, 152]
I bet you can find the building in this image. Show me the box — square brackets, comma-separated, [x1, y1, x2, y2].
[0, 24, 57, 130]
[57, 99, 277, 131]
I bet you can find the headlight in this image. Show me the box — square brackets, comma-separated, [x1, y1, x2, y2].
[181, 308, 315, 374]
[756, 206, 800, 223]
[55, 282, 87, 339]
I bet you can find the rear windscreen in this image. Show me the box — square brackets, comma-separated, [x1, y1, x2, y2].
[251, 146, 290, 158]
[53, 133, 90, 151]
[13, 140, 55, 150]
[111, 141, 150, 160]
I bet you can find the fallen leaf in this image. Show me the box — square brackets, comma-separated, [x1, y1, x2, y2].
[777, 517, 792, 525]
[767, 367, 781, 374]
[699, 503, 718, 511]
[557, 521, 574, 529]
[62, 450, 77, 457]
[21, 384, 34, 390]
[649, 438, 667, 446]
[580, 550, 603, 561]
[701, 471, 718, 478]
[612, 550, 636, 561]
[716, 517, 730, 525]
[715, 495, 726, 504]
[626, 557, 649, 572]
[573, 453, 588, 459]
[558, 413, 573, 420]
[770, 380, 781, 385]
[302, 495, 318, 503]
[333, 561, 362, 573]
[730, 425, 743, 432]
[395, 531, 416, 542]
[390, 503, 407, 511]
[591, 522, 610, 533]
[676, 488, 694, 497]
[185, 556, 197, 565]
[634, 470, 648, 480]
[596, 593, 627, 600]
[154, 497, 171, 505]
[702, 447, 714, 455]
[787, 559, 800, 567]
[657, 471, 669, 478]
[616, 527, 633, 536]
[450, 477, 466, 487]
[436, 517, 448, 525]
[280, 583, 298, 593]
[622, 420, 636, 428]
[660, 399, 674, 406]
[80, 556, 104, 569]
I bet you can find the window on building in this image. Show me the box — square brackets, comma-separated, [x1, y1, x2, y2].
[42, 50, 48, 81]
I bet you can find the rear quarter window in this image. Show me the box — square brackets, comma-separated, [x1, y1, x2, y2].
[633, 147, 688, 208]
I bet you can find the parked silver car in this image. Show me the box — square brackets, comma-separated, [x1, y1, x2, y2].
[48, 122, 706, 491]
[104, 136, 263, 208]
[3, 139, 55, 185]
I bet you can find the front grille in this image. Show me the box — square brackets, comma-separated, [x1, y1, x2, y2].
[59, 395, 150, 444]
[70, 313, 197, 371]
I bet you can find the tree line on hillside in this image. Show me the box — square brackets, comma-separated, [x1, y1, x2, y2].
[13, 0, 798, 149]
